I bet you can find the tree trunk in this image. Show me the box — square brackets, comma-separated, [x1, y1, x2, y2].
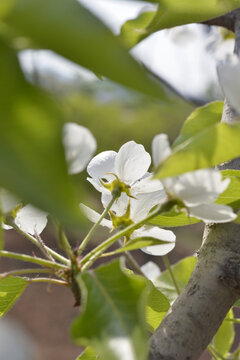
[149, 8, 240, 360]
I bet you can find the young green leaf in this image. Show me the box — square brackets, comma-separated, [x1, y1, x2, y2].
[173, 101, 223, 148]
[111, 238, 171, 254]
[71, 259, 148, 360]
[3, 0, 169, 101]
[0, 276, 27, 317]
[146, 281, 170, 333]
[149, 207, 199, 227]
[77, 347, 101, 360]
[212, 309, 235, 357]
[155, 122, 240, 179]
[154, 257, 197, 303]
[217, 170, 240, 208]
[0, 40, 82, 227]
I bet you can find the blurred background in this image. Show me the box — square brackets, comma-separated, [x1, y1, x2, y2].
[0, 0, 236, 359]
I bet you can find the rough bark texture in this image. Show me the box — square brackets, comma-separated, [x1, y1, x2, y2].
[149, 8, 240, 360]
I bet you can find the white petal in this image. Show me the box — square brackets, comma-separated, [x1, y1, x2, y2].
[109, 338, 135, 360]
[80, 203, 112, 228]
[2, 223, 12, 230]
[15, 205, 48, 235]
[141, 261, 161, 282]
[87, 150, 117, 189]
[131, 191, 166, 222]
[1, 189, 19, 214]
[152, 134, 172, 168]
[115, 141, 151, 184]
[217, 54, 240, 114]
[189, 203, 237, 223]
[132, 175, 164, 195]
[132, 226, 176, 256]
[101, 192, 128, 217]
[63, 122, 97, 174]
[164, 169, 230, 206]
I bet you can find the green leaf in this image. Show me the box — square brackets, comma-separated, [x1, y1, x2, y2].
[0, 0, 15, 18]
[119, 10, 156, 48]
[146, 281, 170, 333]
[213, 310, 235, 357]
[112, 237, 171, 254]
[217, 170, 240, 209]
[120, 1, 240, 47]
[149, 207, 199, 227]
[71, 259, 148, 360]
[0, 40, 81, 226]
[155, 256, 197, 303]
[173, 101, 223, 148]
[77, 347, 101, 360]
[0, 276, 27, 317]
[3, 0, 169, 101]
[155, 122, 240, 179]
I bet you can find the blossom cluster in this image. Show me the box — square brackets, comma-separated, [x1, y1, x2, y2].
[1, 122, 236, 259]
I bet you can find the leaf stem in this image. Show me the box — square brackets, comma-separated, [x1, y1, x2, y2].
[81, 201, 173, 267]
[58, 225, 75, 262]
[0, 250, 68, 270]
[163, 255, 180, 296]
[78, 194, 117, 254]
[26, 277, 68, 286]
[0, 268, 55, 278]
[8, 220, 70, 265]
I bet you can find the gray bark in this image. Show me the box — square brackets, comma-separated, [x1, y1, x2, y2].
[149, 8, 240, 360]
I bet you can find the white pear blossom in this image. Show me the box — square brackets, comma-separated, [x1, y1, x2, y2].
[81, 190, 176, 257]
[63, 122, 97, 174]
[1, 189, 19, 214]
[152, 134, 237, 223]
[217, 54, 240, 115]
[87, 141, 160, 195]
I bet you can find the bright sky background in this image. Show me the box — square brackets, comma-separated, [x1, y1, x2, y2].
[20, 0, 235, 100]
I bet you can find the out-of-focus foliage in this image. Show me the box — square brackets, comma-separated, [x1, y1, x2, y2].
[120, 0, 240, 48]
[0, 40, 82, 226]
[0, 276, 27, 318]
[212, 310, 235, 358]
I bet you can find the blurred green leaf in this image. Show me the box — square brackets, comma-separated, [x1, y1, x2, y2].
[77, 347, 101, 360]
[119, 10, 156, 48]
[120, 1, 240, 47]
[146, 281, 170, 333]
[213, 310, 235, 357]
[173, 101, 223, 148]
[149, 207, 199, 227]
[0, 40, 82, 226]
[0, 276, 27, 317]
[155, 257, 197, 303]
[155, 122, 240, 179]
[3, 0, 170, 101]
[217, 170, 240, 209]
[0, 0, 15, 18]
[71, 259, 148, 360]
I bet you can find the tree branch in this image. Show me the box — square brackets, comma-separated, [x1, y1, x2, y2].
[149, 8, 240, 360]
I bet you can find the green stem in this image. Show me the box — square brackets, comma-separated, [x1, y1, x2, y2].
[0, 268, 55, 278]
[58, 226, 75, 262]
[81, 200, 173, 267]
[8, 220, 70, 265]
[207, 344, 225, 360]
[163, 255, 181, 296]
[26, 277, 68, 286]
[78, 194, 117, 254]
[0, 250, 68, 270]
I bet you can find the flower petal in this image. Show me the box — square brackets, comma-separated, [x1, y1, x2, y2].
[101, 192, 129, 217]
[152, 134, 172, 168]
[141, 261, 161, 281]
[132, 175, 164, 195]
[1, 189, 19, 214]
[87, 150, 117, 190]
[164, 169, 230, 206]
[80, 203, 112, 228]
[115, 141, 151, 184]
[189, 203, 237, 223]
[217, 54, 240, 114]
[132, 226, 176, 256]
[131, 191, 166, 222]
[15, 205, 48, 235]
[63, 122, 97, 174]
